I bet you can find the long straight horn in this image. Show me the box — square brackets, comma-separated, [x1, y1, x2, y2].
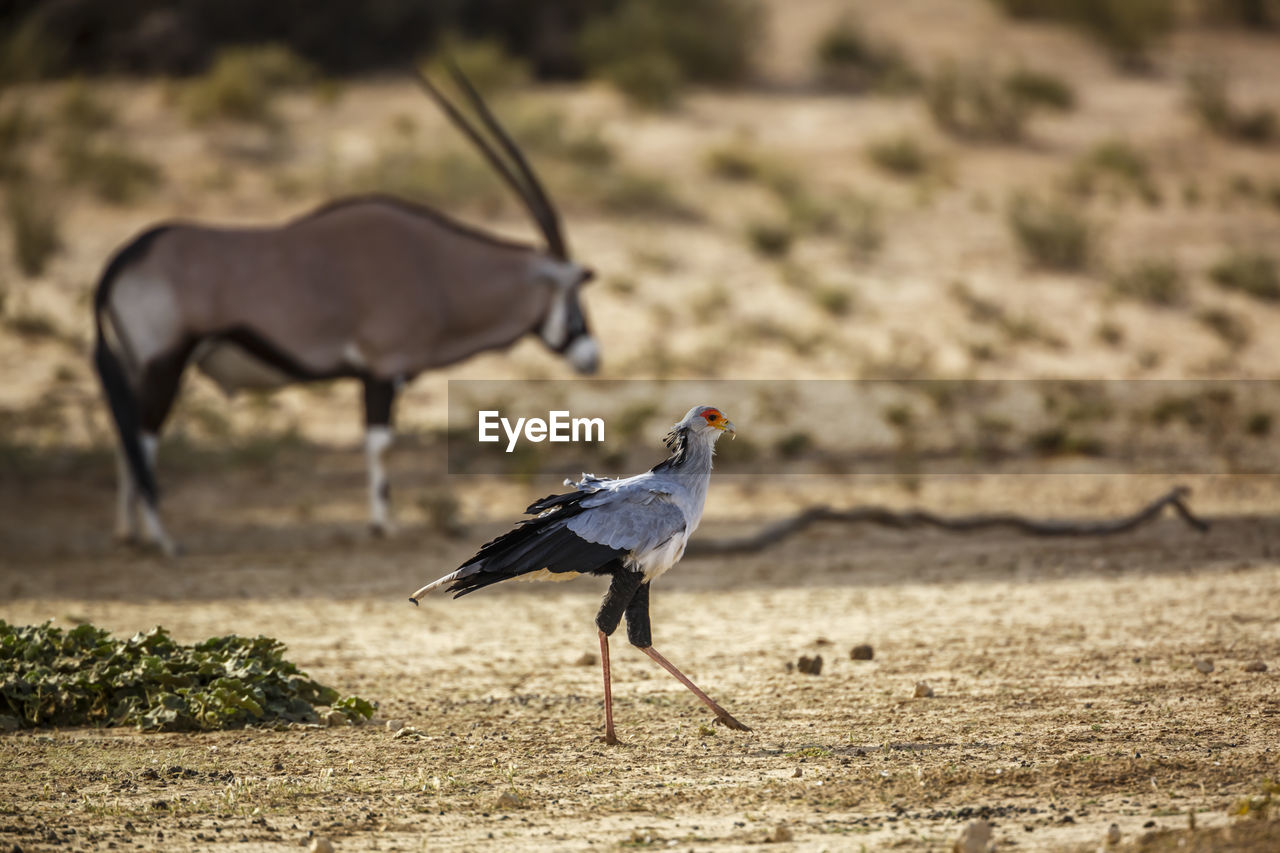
[444, 61, 569, 260]
[412, 66, 567, 260]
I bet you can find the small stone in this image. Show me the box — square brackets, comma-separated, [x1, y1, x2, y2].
[495, 790, 523, 809]
[793, 767, 803, 778]
[384, 719, 403, 731]
[324, 710, 347, 727]
[392, 726, 422, 739]
[575, 652, 597, 666]
[1106, 823, 1121, 845]
[850, 644, 874, 661]
[769, 824, 793, 843]
[797, 655, 823, 675]
[1244, 660, 1267, 673]
[1193, 659, 1214, 674]
[952, 819, 991, 853]
[914, 681, 935, 698]
[309, 837, 335, 853]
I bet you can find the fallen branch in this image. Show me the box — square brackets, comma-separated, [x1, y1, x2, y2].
[687, 486, 1208, 557]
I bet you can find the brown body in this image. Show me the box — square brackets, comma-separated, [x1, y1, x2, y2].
[105, 198, 582, 389]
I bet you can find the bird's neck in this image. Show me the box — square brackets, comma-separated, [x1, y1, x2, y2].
[658, 428, 718, 481]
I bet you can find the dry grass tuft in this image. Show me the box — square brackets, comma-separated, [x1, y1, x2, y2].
[1110, 258, 1185, 306]
[1209, 250, 1280, 302]
[1007, 193, 1095, 271]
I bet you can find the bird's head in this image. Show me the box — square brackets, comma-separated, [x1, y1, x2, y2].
[678, 405, 735, 440]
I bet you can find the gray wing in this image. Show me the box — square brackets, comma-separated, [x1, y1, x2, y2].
[565, 478, 687, 557]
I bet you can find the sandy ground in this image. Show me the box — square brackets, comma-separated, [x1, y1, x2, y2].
[2, 464, 1280, 852]
[4, 0, 1280, 850]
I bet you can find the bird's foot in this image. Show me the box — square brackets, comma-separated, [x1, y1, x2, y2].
[598, 732, 621, 746]
[714, 713, 752, 732]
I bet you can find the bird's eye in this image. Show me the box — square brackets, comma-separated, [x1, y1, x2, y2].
[706, 412, 718, 421]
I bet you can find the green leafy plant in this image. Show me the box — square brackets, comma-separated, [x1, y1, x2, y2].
[0, 621, 374, 731]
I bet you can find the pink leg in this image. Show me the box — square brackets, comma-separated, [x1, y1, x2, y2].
[639, 646, 751, 731]
[599, 630, 619, 745]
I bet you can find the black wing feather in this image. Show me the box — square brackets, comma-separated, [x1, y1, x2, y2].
[447, 490, 626, 597]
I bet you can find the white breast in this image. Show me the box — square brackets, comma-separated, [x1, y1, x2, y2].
[630, 531, 690, 582]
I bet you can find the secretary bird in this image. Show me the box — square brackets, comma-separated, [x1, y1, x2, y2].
[410, 405, 748, 743]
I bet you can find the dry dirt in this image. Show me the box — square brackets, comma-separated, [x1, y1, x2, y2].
[4, 0, 1280, 850]
[2, 462, 1279, 852]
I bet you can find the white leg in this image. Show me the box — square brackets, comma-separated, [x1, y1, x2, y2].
[366, 425, 395, 536]
[137, 433, 178, 557]
[114, 444, 139, 542]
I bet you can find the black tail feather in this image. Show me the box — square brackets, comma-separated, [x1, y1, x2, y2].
[449, 515, 625, 597]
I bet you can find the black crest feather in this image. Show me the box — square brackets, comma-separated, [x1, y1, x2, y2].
[653, 425, 689, 472]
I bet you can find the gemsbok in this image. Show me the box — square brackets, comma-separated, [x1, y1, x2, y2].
[92, 66, 600, 555]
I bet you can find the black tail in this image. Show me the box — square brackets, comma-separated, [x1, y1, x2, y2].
[447, 493, 625, 597]
[93, 325, 158, 505]
[91, 225, 173, 507]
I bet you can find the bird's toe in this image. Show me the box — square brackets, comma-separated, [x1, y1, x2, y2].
[715, 714, 751, 732]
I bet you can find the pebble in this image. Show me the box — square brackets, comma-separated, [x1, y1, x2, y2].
[309, 837, 335, 853]
[952, 818, 991, 853]
[914, 681, 935, 698]
[495, 790, 523, 809]
[1193, 659, 1213, 674]
[392, 726, 422, 740]
[850, 644, 874, 661]
[575, 652, 597, 666]
[792, 767, 803, 778]
[323, 710, 347, 727]
[385, 719, 403, 731]
[1244, 660, 1267, 673]
[797, 655, 823, 675]
[769, 824, 793, 843]
[1106, 823, 1121, 845]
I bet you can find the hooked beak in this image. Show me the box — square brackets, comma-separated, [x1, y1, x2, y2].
[717, 419, 736, 437]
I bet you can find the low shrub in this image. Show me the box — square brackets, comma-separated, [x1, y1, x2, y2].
[1003, 67, 1076, 112]
[581, 0, 762, 108]
[182, 44, 315, 127]
[1007, 193, 1094, 271]
[925, 63, 1028, 143]
[814, 16, 918, 93]
[1209, 250, 1280, 301]
[1186, 71, 1276, 144]
[865, 133, 933, 177]
[5, 182, 61, 276]
[1111, 258, 1185, 306]
[0, 621, 375, 731]
[58, 139, 161, 205]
